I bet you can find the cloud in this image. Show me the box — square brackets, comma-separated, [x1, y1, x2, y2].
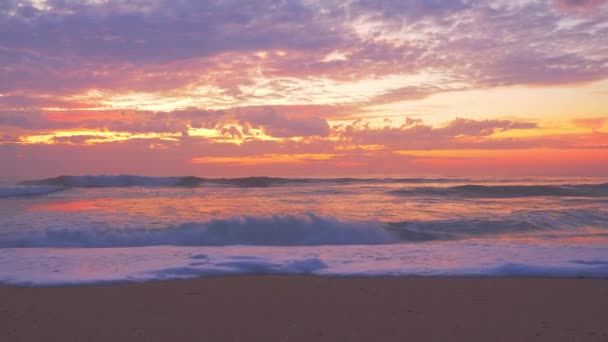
[0, 106, 333, 139]
[52, 135, 105, 144]
[339, 117, 541, 149]
[220, 126, 243, 139]
[0, 112, 81, 130]
[350, 0, 472, 22]
[366, 85, 457, 105]
[553, 0, 608, 12]
[0, 94, 94, 110]
[1, 0, 607, 103]
[3, 108, 594, 153]
[572, 116, 608, 131]
[236, 108, 330, 138]
[0, 0, 344, 64]
[438, 118, 538, 136]
[2, 129, 607, 179]
[0, 133, 17, 143]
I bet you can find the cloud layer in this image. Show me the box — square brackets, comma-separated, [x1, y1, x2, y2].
[1, 0, 608, 178]
[1, 0, 607, 100]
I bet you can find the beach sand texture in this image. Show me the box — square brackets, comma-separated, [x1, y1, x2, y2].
[1, 276, 607, 342]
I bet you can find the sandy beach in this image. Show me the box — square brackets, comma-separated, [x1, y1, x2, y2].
[1, 276, 607, 342]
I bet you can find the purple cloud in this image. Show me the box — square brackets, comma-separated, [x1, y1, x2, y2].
[0, 0, 607, 101]
[553, 0, 608, 12]
[339, 117, 541, 149]
[237, 108, 330, 138]
[0, 106, 331, 138]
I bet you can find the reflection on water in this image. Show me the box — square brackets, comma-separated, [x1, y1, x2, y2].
[0, 179, 605, 245]
[1, 177, 608, 284]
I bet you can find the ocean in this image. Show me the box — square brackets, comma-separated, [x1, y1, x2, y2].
[1, 175, 608, 285]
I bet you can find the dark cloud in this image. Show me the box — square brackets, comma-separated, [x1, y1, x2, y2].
[236, 108, 330, 138]
[0, 112, 80, 130]
[0, 106, 331, 138]
[52, 135, 105, 144]
[220, 126, 243, 139]
[0, 133, 17, 142]
[0, 94, 96, 110]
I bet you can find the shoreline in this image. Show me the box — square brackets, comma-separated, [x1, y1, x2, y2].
[2, 273, 608, 288]
[2, 275, 607, 341]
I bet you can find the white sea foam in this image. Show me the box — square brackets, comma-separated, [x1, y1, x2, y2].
[1, 243, 607, 286]
[2, 176, 608, 286]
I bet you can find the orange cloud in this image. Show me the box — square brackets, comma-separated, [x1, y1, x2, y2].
[191, 154, 335, 166]
[572, 117, 608, 131]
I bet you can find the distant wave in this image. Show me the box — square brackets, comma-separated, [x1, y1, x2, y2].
[386, 208, 608, 241]
[2, 209, 607, 248]
[0, 186, 65, 198]
[389, 183, 608, 198]
[21, 175, 192, 188]
[19, 175, 472, 188]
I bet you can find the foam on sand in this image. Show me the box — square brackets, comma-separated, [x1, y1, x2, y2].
[1, 242, 607, 286]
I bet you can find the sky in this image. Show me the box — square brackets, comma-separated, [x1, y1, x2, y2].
[0, 0, 607, 179]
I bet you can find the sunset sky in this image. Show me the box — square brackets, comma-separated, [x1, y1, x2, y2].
[1, 0, 607, 179]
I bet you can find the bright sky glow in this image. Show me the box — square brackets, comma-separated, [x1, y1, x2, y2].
[1, 0, 607, 178]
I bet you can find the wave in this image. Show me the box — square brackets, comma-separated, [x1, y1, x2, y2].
[2, 209, 607, 248]
[0, 214, 396, 248]
[386, 208, 608, 241]
[0, 186, 65, 198]
[389, 183, 608, 198]
[19, 175, 471, 188]
[20, 175, 193, 188]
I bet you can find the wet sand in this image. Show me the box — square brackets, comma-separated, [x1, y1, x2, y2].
[1, 276, 607, 342]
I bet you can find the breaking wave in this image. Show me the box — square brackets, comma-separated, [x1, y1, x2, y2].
[0, 214, 396, 248]
[2, 209, 607, 248]
[386, 208, 608, 241]
[390, 183, 608, 198]
[20, 175, 471, 188]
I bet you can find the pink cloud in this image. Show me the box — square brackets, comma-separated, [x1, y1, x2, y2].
[1, 0, 607, 104]
[553, 0, 607, 12]
[572, 117, 608, 131]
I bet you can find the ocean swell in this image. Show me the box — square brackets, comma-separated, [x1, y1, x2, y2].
[390, 183, 608, 198]
[0, 214, 396, 248]
[2, 209, 607, 248]
[20, 175, 471, 188]
[387, 208, 608, 241]
[0, 186, 65, 198]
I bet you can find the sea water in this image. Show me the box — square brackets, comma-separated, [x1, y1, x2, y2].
[1, 175, 607, 285]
